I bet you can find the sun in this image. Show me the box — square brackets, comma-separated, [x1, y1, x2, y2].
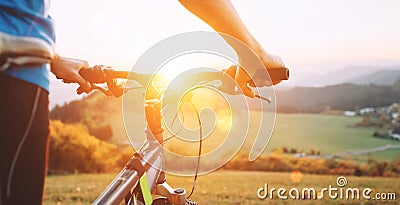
[162, 67, 188, 82]
[158, 52, 233, 83]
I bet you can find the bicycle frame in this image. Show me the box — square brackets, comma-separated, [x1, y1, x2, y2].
[93, 99, 187, 205]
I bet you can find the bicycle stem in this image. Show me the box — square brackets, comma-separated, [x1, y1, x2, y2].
[144, 99, 164, 143]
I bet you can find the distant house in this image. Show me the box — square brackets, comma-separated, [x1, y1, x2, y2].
[344, 111, 357, 116]
[388, 128, 400, 140]
[359, 107, 375, 114]
[392, 112, 399, 119]
[292, 153, 307, 158]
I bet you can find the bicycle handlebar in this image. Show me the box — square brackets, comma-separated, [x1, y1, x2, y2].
[267, 67, 289, 81]
[78, 65, 289, 100]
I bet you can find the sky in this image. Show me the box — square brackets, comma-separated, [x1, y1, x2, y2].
[48, 0, 400, 106]
[49, 0, 400, 69]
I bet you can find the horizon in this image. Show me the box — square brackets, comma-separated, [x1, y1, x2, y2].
[49, 60, 400, 109]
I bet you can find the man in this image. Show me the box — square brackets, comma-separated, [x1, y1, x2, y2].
[0, 0, 285, 204]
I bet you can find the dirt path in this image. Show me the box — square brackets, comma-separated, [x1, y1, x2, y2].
[325, 144, 400, 159]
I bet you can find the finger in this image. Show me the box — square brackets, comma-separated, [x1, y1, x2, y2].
[76, 83, 92, 94]
[223, 65, 237, 79]
[62, 79, 73, 84]
[248, 79, 273, 87]
[75, 79, 91, 94]
[248, 80, 256, 87]
[241, 85, 255, 98]
[236, 83, 254, 98]
[81, 60, 90, 68]
[272, 80, 282, 85]
[73, 70, 92, 92]
[77, 87, 84, 95]
[271, 55, 285, 67]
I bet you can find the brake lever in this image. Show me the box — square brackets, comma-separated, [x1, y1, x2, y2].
[211, 85, 272, 103]
[79, 66, 127, 97]
[255, 94, 271, 103]
[90, 84, 114, 96]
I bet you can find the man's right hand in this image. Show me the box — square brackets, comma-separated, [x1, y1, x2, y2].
[224, 52, 288, 98]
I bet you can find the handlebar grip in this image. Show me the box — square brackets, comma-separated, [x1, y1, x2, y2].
[78, 66, 130, 83]
[79, 66, 108, 83]
[267, 67, 289, 81]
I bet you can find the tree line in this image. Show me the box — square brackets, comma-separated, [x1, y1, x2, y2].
[223, 152, 400, 178]
[275, 80, 400, 113]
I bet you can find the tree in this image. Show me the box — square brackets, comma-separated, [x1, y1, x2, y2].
[48, 120, 122, 174]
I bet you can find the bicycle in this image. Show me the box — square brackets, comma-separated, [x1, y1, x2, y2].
[78, 65, 289, 205]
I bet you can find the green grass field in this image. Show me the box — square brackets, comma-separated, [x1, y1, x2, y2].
[44, 171, 399, 205]
[43, 114, 400, 204]
[116, 112, 400, 161]
[265, 113, 400, 161]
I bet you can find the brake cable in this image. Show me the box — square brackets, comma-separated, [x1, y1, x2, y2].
[141, 103, 186, 153]
[140, 99, 203, 199]
[186, 101, 202, 199]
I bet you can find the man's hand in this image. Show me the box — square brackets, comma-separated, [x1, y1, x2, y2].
[258, 50, 286, 86]
[223, 51, 286, 97]
[50, 54, 91, 94]
[237, 51, 286, 95]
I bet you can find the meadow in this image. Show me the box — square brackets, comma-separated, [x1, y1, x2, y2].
[54, 90, 400, 162]
[116, 112, 400, 161]
[268, 113, 400, 161]
[160, 112, 400, 161]
[44, 113, 400, 204]
[44, 171, 399, 205]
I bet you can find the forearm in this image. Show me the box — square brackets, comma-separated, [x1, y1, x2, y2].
[179, 0, 263, 53]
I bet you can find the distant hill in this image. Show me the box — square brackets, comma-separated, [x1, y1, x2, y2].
[48, 60, 400, 108]
[288, 64, 400, 87]
[346, 70, 400, 85]
[52, 78, 400, 121]
[300, 65, 383, 87]
[275, 80, 400, 113]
